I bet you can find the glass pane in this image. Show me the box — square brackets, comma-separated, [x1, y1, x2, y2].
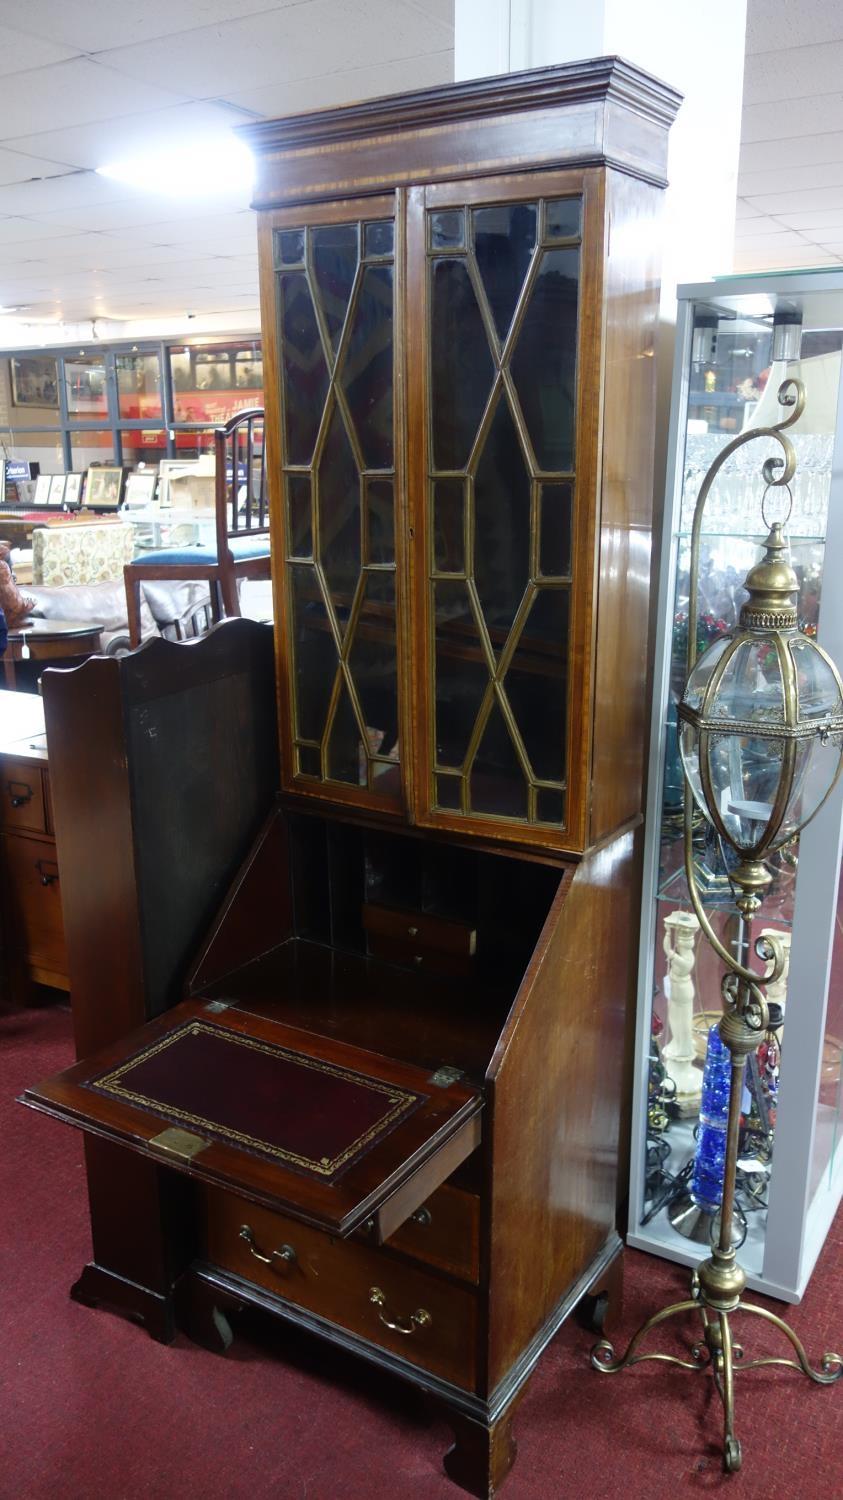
[470, 701, 528, 819]
[430, 257, 494, 471]
[505, 588, 569, 782]
[172, 429, 216, 460]
[340, 263, 394, 469]
[510, 246, 579, 472]
[279, 273, 330, 464]
[287, 474, 312, 558]
[290, 564, 335, 743]
[536, 787, 565, 824]
[473, 202, 537, 342]
[545, 197, 582, 240]
[434, 479, 464, 573]
[473, 396, 532, 637]
[65, 355, 108, 417]
[318, 403, 361, 617]
[311, 222, 358, 357]
[116, 352, 161, 419]
[367, 478, 394, 565]
[297, 744, 321, 776]
[276, 228, 304, 265]
[430, 210, 465, 250]
[69, 431, 116, 469]
[327, 683, 364, 785]
[6, 429, 64, 475]
[364, 220, 393, 259]
[10, 354, 59, 413]
[434, 579, 489, 769]
[435, 774, 461, 810]
[170, 341, 262, 423]
[348, 571, 399, 758]
[540, 482, 573, 576]
[120, 431, 167, 465]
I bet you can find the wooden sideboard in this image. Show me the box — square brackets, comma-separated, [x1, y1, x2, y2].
[0, 690, 68, 1005]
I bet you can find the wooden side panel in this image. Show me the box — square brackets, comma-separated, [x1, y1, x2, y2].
[485, 828, 639, 1390]
[188, 809, 292, 993]
[589, 171, 665, 846]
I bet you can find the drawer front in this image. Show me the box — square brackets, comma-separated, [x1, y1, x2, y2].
[1, 760, 46, 834]
[4, 833, 67, 978]
[365, 1182, 479, 1284]
[201, 1187, 478, 1389]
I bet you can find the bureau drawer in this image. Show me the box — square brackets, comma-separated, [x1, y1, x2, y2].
[1, 760, 46, 834]
[363, 1182, 479, 1284]
[3, 832, 67, 982]
[201, 1187, 478, 1389]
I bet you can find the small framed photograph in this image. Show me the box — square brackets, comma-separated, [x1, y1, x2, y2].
[85, 465, 124, 510]
[48, 474, 66, 506]
[124, 471, 157, 508]
[63, 473, 83, 509]
[10, 354, 59, 408]
[33, 473, 52, 506]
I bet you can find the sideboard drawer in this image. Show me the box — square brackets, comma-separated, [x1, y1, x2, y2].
[1, 760, 46, 834]
[201, 1187, 478, 1390]
[3, 833, 67, 981]
[364, 1182, 479, 1284]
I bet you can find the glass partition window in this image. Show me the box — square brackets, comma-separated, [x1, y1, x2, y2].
[274, 217, 399, 798]
[5, 429, 64, 474]
[69, 430, 117, 469]
[169, 340, 263, 422]
[64, 354, 108, 417]
[116, 352, 162, 420]
[427, 196, 581, 827]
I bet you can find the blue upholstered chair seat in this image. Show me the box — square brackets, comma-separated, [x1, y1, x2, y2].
[129, 535, 270, 568]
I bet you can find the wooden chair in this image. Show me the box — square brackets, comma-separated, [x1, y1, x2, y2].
[124, 408, 270, 647]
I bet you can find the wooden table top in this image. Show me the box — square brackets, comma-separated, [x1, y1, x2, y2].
[10, 618, 104, 641]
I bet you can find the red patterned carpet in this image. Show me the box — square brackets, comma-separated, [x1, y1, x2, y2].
[2, 1002, 842, 1499]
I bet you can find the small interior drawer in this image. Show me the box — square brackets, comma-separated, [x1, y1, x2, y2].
[1, 760, 46, 833]
[200, 1186, 478, 1389]
[362, 1181, 480, 1284]
[363, 902, 476, 976]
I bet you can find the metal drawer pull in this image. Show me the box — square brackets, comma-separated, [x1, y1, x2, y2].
[8, 782, 33, 808]
[369, 1286, 432, 1335]
[36, 860, 59, 887]
[239, 1224, 297, 1271]
[410, 1206, 432, 1228]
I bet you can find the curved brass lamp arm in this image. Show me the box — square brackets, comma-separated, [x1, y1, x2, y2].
[687, 378, 805, 675]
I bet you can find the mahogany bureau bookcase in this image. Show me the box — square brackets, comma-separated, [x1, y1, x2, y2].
[23, 59, 680, 1498]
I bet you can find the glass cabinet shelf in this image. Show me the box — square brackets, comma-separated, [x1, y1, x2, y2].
[629, 270, 843, 1303]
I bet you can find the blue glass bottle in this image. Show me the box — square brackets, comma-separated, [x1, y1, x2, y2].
[691, 1024, 733, 1213]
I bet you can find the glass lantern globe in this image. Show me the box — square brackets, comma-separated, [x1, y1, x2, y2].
[678, 523, 843, 899]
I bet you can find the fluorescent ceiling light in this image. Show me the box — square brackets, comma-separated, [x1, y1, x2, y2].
[96, 134, 254, 197]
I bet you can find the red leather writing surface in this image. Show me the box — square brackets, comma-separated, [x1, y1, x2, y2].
[88, 1021, 423, 1181]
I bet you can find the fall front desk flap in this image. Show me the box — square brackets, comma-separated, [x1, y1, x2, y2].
[20, 999, 482, 1240]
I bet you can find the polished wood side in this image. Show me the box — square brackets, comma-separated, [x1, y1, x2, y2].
[485, 828, 639, 1390]
[0, 741, 68, 1001]
[589, 171, 665, 846]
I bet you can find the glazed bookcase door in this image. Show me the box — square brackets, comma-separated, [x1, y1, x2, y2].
[262, 196, 405, 813]
[407, 169, 603, 851]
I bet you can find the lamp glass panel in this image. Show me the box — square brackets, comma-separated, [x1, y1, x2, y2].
[791, 634, 843, 720]
[780, 734, 843, 842]
[704, 729, 786, 851]
[707, 637, 786, 724]
[682, 635, 732, 711]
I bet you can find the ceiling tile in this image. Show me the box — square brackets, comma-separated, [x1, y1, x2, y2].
[742, 93, 843, 144]
[96, 0, 453, 99]
[0, 3, 279, 53]
[746, 185, 843, 215]
[738, 160, 843, 198]
[734, 214, 787, 237]
[784, 207, 843, 230]
[735, 198, 765, 220]
[0, 172, 135, 216]
[4, 100, 259, 173]
[740, 131, 843, 175]
[0, 147, 81, 187]
[0, 24, 80, 75]
[225, 45, 453, 116]
[746, 0, 843, 55]
[0, 58, 189, 141]
[0, 215, 84, 244]
[743, 41, 843, 106]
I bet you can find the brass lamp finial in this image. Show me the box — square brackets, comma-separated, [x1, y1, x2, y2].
[739, 522, 798, 632]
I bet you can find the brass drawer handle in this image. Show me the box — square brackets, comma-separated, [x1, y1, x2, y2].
[8, 782, 33, 808]
[239, 1224, 297, 1272]
[410, 1206, 432, 1228]
[36, 860, 59, 887]
[369, 1286, 431, 1335]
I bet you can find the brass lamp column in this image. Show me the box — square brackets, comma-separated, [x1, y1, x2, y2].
[593, 378, 843, 1473]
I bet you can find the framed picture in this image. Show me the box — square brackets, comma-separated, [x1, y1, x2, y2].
[10, 355, 59, 409]
[85, 465, 124, 510]
[63, 473, 83, 509]
[33, 473, 52, 506]
[48, 474, 66, 506]
[124, 471, 157, 508]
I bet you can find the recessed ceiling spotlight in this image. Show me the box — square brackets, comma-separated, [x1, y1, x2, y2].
[96, 134, 254, 197]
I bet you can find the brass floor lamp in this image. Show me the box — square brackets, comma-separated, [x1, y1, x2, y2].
[593, 377, 843, 1472]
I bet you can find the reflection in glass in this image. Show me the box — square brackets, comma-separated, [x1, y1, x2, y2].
[473, 396, 531, 637]
[430, 210, 465, 250]
[277, 228, 305, 264]
[365, 220, 394, 259]
[436, 774, 462, 810]
[511, 246, 579, 471]
[65, 355, 107, 417]
[470, 703, 528, 819]
[349, 571, 399, 753]
[540, 483, 573, 577]
[434, 580, 488, 768]
[280, 273, 330, 463]
[328, 684, 363, 785]
[290, 564, 335, 742]
[431, 258, 495, 471]
[297, 745, 321, 776]
[536, 787, 565, 824]
[117, 353, 161, 419]
[506, 587, 569, 782]
[341, 263, 394, 470]
[287, 474, 312, 557]
[311, 222, 358, 355]
[367, 478, 394, 565]
[545, 197, 582, 240]
[318, 403, 361, 616]
[473, 202, 537, 342]
[434, 479, 464, 573]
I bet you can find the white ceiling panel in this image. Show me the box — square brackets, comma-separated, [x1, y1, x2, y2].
[734, 212, 785, 236]
[96, 0, 453, 100]
[0, 147, 80, 187]
[0, 59, 190, 140]
[784, 207, 843, 230]
[0, 25, 80, 76]
[738, 161, 843, 198]
[227, 47, 453, 117]
[747, 186, 843, 215]
[0, 2, 283, 54]
[740, 131, 843, 174]
[743, 41, 843, 105]
[742, 93, 843, 145]
[746, 0, 843, 55]
[0, 172, 136, 216]
[0, 215, 91, 244]
[4, 100, 259, 173]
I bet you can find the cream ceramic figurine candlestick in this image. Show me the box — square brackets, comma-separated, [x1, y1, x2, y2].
[662, 909, 703, 1115]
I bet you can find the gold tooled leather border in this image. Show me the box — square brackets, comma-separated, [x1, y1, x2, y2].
[89, 1021, 422, 1178]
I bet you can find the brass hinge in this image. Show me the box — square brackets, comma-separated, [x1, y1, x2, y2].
[149, 1127, 208, 1162]
[428, 1065, 464, 1087]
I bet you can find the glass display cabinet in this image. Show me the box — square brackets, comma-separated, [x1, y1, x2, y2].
[628, 270, 843, 1302]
